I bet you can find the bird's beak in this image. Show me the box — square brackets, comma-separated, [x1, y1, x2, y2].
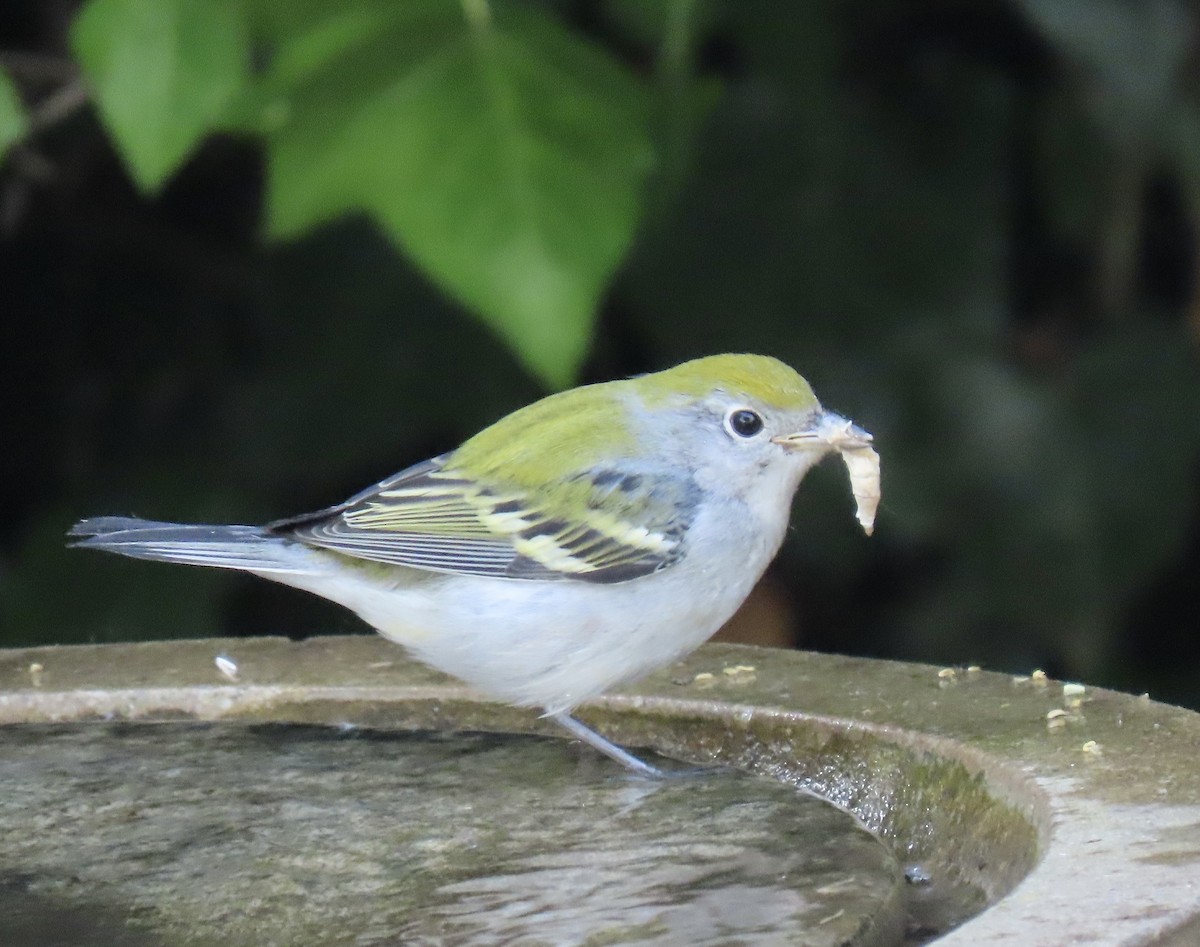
[771, 410, 874, 452]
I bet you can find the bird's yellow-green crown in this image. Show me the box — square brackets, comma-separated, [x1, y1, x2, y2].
[452, 354, 819, 489]
[635, 354, 818, 411]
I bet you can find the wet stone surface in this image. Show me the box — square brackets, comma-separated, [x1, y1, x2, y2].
[0, 723, 906, 947]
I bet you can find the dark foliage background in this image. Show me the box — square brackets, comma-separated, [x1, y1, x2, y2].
[3, 0, 1198, 707]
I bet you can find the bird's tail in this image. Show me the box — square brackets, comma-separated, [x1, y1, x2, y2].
[68, 517, 313, 574]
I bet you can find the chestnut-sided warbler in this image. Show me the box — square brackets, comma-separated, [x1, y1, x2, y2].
[71, 354, 879, 775]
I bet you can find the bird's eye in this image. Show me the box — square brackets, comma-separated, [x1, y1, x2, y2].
[726, 408, 764, 438]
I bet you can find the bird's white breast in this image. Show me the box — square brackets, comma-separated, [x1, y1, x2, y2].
[304, 489, 789, 714]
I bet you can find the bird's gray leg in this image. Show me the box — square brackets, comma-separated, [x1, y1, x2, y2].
[549, 712, 663, 777]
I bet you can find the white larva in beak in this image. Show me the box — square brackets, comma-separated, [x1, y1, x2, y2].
[773, 411, 881, 535]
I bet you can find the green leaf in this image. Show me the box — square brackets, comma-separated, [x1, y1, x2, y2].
[264, 1, 654, 387]
[1015, 0, 1193, 141]
[225, 0, 401, 135]
[72, 0, 249, 190]
[0, 69, 26, 159]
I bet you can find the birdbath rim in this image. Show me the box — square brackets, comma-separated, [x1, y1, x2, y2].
[1, 635, 1198, 946]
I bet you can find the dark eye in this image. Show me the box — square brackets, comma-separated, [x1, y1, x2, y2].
[726, 409, 764, 438]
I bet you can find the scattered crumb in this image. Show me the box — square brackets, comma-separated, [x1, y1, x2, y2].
[366, 661, 394, 670]
[1031, 669, 1049, 687]
[28, 662, 44, 687]
[966, 665, 982, 677]
[1062, 683, 1087, 709]
[722, 665, 757, 683]
[691, 672, 716, 689]
[1012, 675, 1030, 685]
[1081, 740, 1103, 756]
[214, 654, 239, 682]
[937, 667, 957, 679]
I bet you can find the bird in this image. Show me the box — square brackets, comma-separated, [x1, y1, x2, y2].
[70, 353, 879, 776]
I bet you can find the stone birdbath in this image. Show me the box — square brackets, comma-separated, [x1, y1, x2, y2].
[0, 636, 1198, 945]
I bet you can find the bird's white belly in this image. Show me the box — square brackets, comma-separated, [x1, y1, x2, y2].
[324, 497, 787, 713]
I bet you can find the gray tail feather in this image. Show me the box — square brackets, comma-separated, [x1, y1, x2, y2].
[68, 517, 311, 574]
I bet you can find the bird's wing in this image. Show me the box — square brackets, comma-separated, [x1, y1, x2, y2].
[270, 455, 698, 584]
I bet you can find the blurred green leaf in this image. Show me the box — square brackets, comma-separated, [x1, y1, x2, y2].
[1069, 323, 1200, 597]
[0, 69, 26, 159]
[259, 6, 393, 99]
[72, 0, 249, 190]
[222, 2, 400, 135]
[1174, 101, 1200, 214]
[1015, 0, 1193, 141]
[245, 0, 378, 44]
[1034, 87, 1118, 244]
[264, 0, 654, 388]
[602, 0, 721, 49]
